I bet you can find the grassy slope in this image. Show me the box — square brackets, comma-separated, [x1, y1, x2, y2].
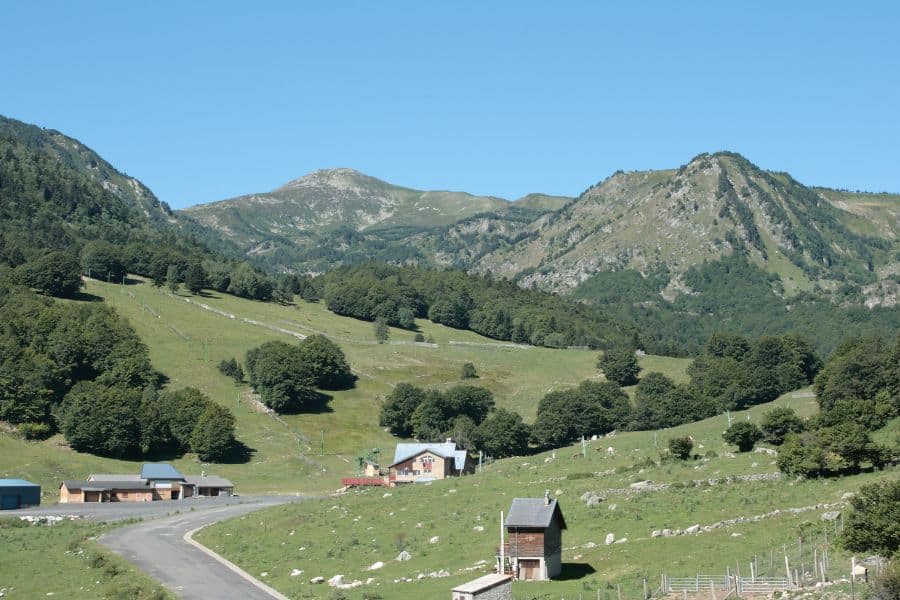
[0, 277, 689, 500]
[197, 394, 898, 599]
[0, 519, 174, 599]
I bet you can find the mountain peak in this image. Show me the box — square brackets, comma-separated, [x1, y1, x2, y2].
[276, 168, 389, 192]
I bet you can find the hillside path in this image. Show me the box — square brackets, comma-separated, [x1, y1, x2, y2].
[99, 497, 299, 599]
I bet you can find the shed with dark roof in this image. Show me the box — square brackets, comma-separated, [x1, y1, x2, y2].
[502, 492, 567, 581]
[0, 479, 40, 509]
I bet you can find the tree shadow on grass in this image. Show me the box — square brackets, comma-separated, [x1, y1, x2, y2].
[217, 440, 256, 464]
[70, 290, 104, 302]
[555, 563, 598, 581]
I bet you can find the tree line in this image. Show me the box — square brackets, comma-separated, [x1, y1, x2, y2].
[0, 283, 237, 461]
[317, 262, 636, 349]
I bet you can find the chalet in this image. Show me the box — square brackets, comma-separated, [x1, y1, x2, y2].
[389, 441, 471, 484]
[59, 464, 233, 503]
[451, 573, 513, 600]
[502, 492, 567, 581]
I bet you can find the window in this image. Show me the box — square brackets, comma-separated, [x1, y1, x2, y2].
[422, 457, 434, 473]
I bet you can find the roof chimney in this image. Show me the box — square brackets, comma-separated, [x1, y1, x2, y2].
[544, 489, 550, 505]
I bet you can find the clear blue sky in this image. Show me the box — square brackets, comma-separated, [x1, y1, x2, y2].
[3, 2, 898, 208]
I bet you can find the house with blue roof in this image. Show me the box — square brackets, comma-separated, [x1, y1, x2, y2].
[388, 440, 471, 483]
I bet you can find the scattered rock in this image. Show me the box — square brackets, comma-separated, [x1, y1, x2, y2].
[685, 524, 700, 534]
[290, 569, 303, 577]
[751, 462, 759, 468]
[821, 511, 841, 522]
[429, 536, 440, 544]
[583, 541, 597, 548]
[608, 503, 617, 511]
[629, 480, 653, 490]
[473, 525, 484, 532]
[731, 533, 742, 537]
[310, 576, 325, 584]
[651, 530, 662, 538]
[605, 533, 615, 545]
[383, 493, 392, 498]
[260, 572, 268, 577]
[328, 575, 344, 587]
[396, 550, 412, 561]
[555, 489, 563, 496]
[448, 489, 457, 494]
[661, 529, 672, 537]
[841, 492, 856, 500]
[368, 561, 384, 571]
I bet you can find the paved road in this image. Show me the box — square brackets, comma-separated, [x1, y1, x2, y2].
[8, 494, 275, 522]
[98, 497, 299, 599]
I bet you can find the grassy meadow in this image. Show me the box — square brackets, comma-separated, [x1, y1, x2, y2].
[197, 392, 898, 599]
[0, 518, 173, 599]
[0, 277, 689, 499]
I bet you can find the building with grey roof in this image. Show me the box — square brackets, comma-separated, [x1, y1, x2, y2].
[502, 492, 567, 581]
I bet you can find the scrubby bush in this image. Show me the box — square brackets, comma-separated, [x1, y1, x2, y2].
[668, 436, 694, 460]
[722, 421, 763, 452]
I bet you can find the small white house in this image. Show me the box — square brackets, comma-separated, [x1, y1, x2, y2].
[451, 573, 513, 600]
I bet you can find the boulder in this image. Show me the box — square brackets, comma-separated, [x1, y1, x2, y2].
[396, 550, 412, 561]
[605, 533, 615, 545]
[615, 537, 627, 544]
[651, 530, 662, 538]
[368, 561, 384, 571]
[328, 575, 344, 587]
[473, 525, 485, 532]
[429, 535, 440, 544]
[821, 511, 841, 522]
[586, 496, 602, 508]
[661, 529, 672, 537]
[290, 569, 303, 577]
[630, 480, 653, 490]
[685, 524, 700, 534]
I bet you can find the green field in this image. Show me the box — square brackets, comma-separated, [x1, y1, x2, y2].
[0, 277, 689, 499]
[0, 518, 173, 599]
[197, 392, 898, 599]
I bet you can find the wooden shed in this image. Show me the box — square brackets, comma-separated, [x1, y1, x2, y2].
[503, 492, 567, 581]
[452, 573, 513, 600]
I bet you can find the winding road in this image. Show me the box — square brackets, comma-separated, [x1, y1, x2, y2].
[96, 497, 298, 599]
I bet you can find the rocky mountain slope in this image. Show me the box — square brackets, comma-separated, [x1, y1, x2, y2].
[477, 153, 897, 297]
[183, 153, 897, 307]
[0, 115, 175, 225]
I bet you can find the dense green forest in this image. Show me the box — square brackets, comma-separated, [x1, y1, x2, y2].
[574, 253, 900, 357]
[317, 263, 636, 349]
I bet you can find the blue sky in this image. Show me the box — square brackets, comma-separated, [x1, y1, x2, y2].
[2, 2, 898, 208]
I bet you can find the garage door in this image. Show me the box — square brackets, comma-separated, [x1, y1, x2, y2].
[84, 491, 101, 502]
[1, 494, 20, 510]
[519, 559, 540, 580]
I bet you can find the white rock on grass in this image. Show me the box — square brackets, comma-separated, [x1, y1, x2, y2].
[328, 575, 344, 587]
[310, 576, 325, 584]
[685, 524, 700, 534]
[368, 561, 384, 571]
[615, 538, 628, 544]
[605, 533, 615, 545]
[396, 550, 412, 561]
[290, 569, 303, 577]
[473, 525, 485, 532]
[429, 535, 440, 544]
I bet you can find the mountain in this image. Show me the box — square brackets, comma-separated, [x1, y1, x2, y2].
[179, 169, 575, 272]
[473, 153, 897, 300]
[0, 114, 233, 282]
[0, 115, 174, 226]
[182, 153, 897, 309]
[182, 168, 511, 241]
